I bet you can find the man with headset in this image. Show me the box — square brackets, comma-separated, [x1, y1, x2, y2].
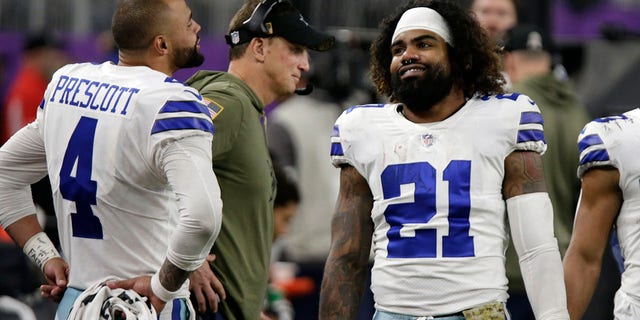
[186, 1, 334, 319]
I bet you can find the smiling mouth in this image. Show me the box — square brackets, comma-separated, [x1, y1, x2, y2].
[399, 65, 426, 78]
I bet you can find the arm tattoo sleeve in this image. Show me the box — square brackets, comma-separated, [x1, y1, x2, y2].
[503, 151, 547, 199]
[319, 166, 374, 319]
[159, 260, 190, 292]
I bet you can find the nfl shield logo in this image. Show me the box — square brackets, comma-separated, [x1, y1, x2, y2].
[421, 133, 434, 147]
[230, 31, 240, 45]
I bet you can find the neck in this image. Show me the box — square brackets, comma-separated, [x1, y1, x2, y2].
[118, 51, 174, 77]
[401, 87, 466, 123]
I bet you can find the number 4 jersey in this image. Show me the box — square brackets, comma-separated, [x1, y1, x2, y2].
[36, 62, 214, 292]
[330, 94, 546, 315]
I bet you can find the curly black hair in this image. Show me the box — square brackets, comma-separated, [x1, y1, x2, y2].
[370, 0, 505, 99]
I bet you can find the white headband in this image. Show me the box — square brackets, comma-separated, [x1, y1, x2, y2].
[391, 7, 453, 47]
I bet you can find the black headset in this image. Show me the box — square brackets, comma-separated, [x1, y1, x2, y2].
[225, 0, 290, 46]
[242, 0, 288, 36]
[226, 0, 315, 95]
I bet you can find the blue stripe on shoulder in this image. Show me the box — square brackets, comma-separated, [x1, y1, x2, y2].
[38, 99, 45, 109]
[520, 111, 543, 125]
[160, 100, 209, 115]
[331, 142, 344, 156]
[578, 134, 604, 154]
[580, 149, 610, 165]
[151, 117, 214, 135]
[517, 129, 545, 143]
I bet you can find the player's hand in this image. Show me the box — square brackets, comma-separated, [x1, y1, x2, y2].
[189, 254, 226, 313]
[107, 276, 166, 314]
[40, 257, 69, 302]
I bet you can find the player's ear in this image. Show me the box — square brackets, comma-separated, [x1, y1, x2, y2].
[249, 37, 266, 63]
[153, 35, 169, 54]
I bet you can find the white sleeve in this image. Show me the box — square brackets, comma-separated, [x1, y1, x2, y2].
[159, 134, 222, 272]
[0, 123, 48, 228]
[507, 192, 569, 320]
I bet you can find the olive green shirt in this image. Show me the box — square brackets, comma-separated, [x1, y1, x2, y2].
[506, 73, 590, 291]
[187, 71, 275, 320]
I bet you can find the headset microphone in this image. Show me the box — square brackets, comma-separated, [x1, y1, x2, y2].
[294, 83, 314, 95]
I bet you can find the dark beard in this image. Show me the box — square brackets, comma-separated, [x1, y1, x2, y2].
[390, 62, 453, 113]
[174, 42, 205, 69]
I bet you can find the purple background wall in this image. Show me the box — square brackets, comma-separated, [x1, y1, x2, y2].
[553, 0, 640, 40]
[0, 32, 231, 104]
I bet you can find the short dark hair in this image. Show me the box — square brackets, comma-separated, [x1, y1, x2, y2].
[112, 0, 170, 51]
[370, 0, 505, 98]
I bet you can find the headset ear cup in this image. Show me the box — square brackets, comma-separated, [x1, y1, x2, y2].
[245, 0, 281, 34]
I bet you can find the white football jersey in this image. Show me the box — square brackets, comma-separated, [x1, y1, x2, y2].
[330, 93, 546, 315]
[37, 62, 214, 293]
[577, 108, 640, 302]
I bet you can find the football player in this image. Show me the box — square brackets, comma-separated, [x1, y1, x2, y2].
[0, 1, 222, 319]
[564, 110, 640, 319]
[319, 1, 569, 319]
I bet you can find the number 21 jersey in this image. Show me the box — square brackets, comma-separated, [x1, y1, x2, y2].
[330, 93, 546, 315]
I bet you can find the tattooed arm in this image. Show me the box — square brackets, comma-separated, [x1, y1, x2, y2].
[502, 150, 547, 198]
[504, 151, 569, 319]
[319, 165, 374, 320]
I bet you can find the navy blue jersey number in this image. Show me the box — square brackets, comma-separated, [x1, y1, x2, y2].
[59, 116, 102, 239]
[382, 161, 474, 258]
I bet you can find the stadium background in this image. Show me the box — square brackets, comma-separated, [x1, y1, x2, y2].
[1, 0, 639, 117]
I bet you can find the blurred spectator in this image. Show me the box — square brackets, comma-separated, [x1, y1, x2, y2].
[469, 0, 519, 90]
[2, 32, 68, 142]
[502, 23, 590, 319]
[262, 161, 300, 320]
[268, 48, 375, 319]
[267, 73, 344, 320]
[470, 0, 518, 46]
[0, 32, 67, 251]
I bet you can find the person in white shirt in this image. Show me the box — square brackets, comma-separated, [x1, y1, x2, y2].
[564, 109, 640, 320]
[0, 0, 222, 319]
[319, 1, 569, 319]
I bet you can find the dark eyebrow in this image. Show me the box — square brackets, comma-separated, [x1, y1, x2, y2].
[411, 34, 438, 44]
[391, 33, 439, 48]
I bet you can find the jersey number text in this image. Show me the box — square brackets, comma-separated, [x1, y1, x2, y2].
[59, 116, 102, 239]
[382, 161, 474, 258]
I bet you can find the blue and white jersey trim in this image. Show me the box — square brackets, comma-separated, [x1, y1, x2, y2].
[517, 111, 545, 144]
[577, 132, 612, 177]
[152, 100, 215, 135]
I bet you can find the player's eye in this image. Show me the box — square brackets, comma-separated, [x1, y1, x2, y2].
[391, 46, 405, 56]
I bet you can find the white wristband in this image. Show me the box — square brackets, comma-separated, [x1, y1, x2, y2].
[22, 232, 61, 272]
[151, 272, 179, 302]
